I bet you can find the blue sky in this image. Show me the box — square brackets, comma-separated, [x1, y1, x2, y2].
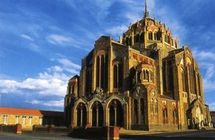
[0, 0, 215, 111]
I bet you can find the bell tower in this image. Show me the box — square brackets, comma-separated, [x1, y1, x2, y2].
[144, 0, 150, 18]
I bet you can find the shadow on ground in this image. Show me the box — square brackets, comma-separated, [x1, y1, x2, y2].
[120, 130, 215, 140]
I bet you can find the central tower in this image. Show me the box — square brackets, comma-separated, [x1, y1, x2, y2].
[144, 0, 149, 18]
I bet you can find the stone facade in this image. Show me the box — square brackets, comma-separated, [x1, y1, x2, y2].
[64, 2, 211, 131]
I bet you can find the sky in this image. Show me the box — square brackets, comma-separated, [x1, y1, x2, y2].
[0, 0, 215, 111]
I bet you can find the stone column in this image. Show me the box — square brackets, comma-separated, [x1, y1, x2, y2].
[87, 109, 92, 128]
[70, 108, 74, 128]
[92, 55, 96, 92]
[105, 108, 110, 126]
[80, 108, 83, 127]
[128, 97, 132, 129]
[114, 106, 117, 126]
[177, 65, 185, 129]
[186, 66, 191, 104]
[99, 55, 101, 88]
[96, 107, 99, 127]
[108, 45, 113, 93]
[73, 110, 77, 128]
[82, 67, 86, 97]
[138, 99, 141, 125]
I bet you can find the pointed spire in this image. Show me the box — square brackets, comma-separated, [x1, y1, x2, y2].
[144, 0, 149, 18]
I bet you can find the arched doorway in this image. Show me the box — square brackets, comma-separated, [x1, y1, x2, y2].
[109, 99, 124, 127]
[77, 103, 87, 127]
[92, 101, 104, 127]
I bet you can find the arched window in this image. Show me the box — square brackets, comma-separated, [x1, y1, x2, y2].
[72, 85, 75, 94]
[175, 41, 178, 48]
[113, 62, 123, 89]
[138, 71, 142, 83]
[140, 33, 144, 43]
[129, 37, 132, 46]
[188, 65, 195, 94]
[140, 98, 145, 123]
[198, 74, 201, 96]
[134, 34, 140, 43]
[168, 36, 171, 44]
[143, 70, 146, 80]
[86, 68, 92, 93]
[134, 99, 138, 124]
[126, 36, 132, 46]
[146, 70, 149, 81]
[148, 32, 153, 40]
[96, 56, 100, 87]
[96, 54, 106, 90]
[181, 70, 186, 92]
[157, 31, 162, 40]
[154, 32, 158, 40]
[165, 35, 170, 43]
[114, 65, 118, 89]
[101, 55, 105, 89]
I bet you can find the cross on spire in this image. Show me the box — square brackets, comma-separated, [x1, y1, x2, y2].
[144, 0, 149, 18]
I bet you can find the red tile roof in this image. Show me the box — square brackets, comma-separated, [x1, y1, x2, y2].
[0, 107, 43, 116]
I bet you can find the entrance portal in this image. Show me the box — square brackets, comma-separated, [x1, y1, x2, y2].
[109, 99, 124, 127]
[92, 101, 104, 127]
[77, 103, 87, 127]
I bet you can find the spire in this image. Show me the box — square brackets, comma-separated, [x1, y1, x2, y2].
[144, 0, 149, 18]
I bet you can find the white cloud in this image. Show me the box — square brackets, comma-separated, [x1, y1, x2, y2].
[47, 34, 74, 45]
[106, 25, 128, 37]
[0, 57, 81, 97]
[28, 99, 64, 107]
[193, 50, 215, 62]
[57, 58, 81, 70]
[20, 34, 34, 41]
[194, 50, 215, 93]
[0, 75, 67, 97]
[28, 43, 40, 52]
[46, 33, 90, 51]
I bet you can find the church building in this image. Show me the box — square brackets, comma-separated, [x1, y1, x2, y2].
[64, 0, 211, 131]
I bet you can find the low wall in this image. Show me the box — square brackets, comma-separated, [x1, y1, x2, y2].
[32, 125, 71, 133]
[0, 124, 22, 134]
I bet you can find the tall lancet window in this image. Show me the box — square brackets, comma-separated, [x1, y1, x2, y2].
[96, 54, 106, 90]
[113, 62, 123, 90]
[96, 56, 100, 88]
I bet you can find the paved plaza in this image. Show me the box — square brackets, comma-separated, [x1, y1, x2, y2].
[1, 130, 215, 140]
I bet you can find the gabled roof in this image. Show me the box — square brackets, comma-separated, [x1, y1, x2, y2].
[0, 107, 64, 117]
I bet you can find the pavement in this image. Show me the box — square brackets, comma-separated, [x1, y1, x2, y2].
[1, 129, 215, 140]
[0, 132, 84, 140]
[120, 129, 215, 140]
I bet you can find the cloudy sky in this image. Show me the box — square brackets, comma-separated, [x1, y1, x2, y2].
[0, 0, 215, 111]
